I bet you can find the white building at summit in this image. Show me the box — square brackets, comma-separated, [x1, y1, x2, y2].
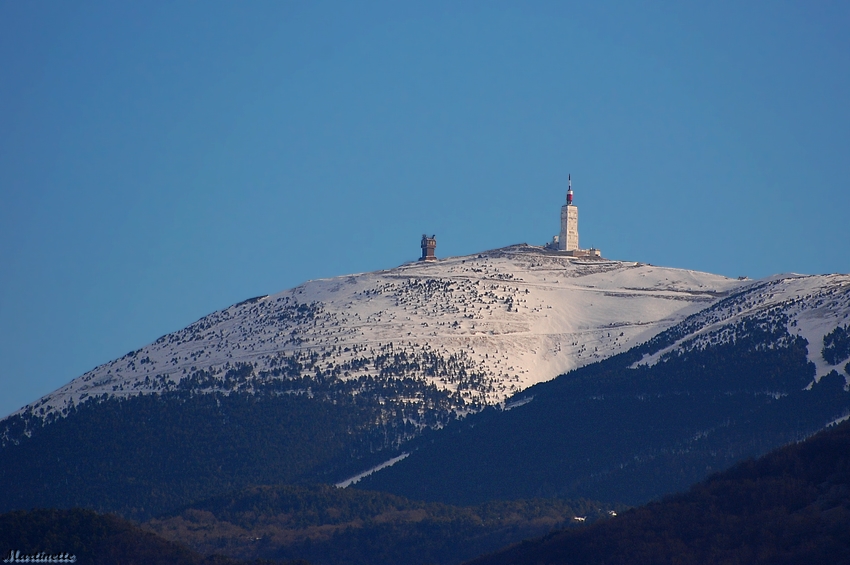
[548, 175, 601, 258]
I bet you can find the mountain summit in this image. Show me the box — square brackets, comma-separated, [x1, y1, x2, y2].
[12, 244, 743, 425]
[1, 245, 848, 518]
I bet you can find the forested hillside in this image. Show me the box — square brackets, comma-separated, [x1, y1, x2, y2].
[361, 310, 850, 506]
[145, 484, 618, 565]
[0, 391, 402, 519]
[0, 508, 301, 565]
[466, 419, 850, 565]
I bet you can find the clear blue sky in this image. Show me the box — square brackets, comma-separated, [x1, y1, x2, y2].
[1, 1, 848, 417]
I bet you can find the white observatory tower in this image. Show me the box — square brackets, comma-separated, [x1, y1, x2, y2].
[558, 174, 579, 252]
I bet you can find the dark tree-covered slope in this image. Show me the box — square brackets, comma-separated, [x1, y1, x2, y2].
[146, 484, 618, 565]
[360, 315, 850, 506]
[0, 390, 406, 520]
[465, 419, 850, 565]
[0, 508, 299, 565]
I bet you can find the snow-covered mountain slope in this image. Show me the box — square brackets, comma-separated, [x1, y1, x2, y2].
[15, 244, 745, 422]
[636, 273, 850, 384]
[359, 269, 850, 508]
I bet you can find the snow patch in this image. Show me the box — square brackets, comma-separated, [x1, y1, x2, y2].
[335, 453, 410, 488]
[825, 413, 850, 428]
[631, 275, 850, 378]
[504, 396, 534, 411]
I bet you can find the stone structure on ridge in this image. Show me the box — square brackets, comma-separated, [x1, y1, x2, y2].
[420, 234, 437, 261]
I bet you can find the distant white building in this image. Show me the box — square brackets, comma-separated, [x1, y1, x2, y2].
[558, 175, 579, 252]
[547, 175, 601, 258]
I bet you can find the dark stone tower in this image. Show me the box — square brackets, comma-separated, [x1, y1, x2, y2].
[420, 234, 436, 261]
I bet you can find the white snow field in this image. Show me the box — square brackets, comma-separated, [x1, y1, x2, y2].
[12, 245, 850, 422]
[635, 273, 850, 385]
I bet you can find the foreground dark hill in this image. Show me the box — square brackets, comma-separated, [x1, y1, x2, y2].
[145, 484, 617, 565]
[0, 508, 296, 565]
[466, 419, 850, 565]
[360, 293, 850, 506]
